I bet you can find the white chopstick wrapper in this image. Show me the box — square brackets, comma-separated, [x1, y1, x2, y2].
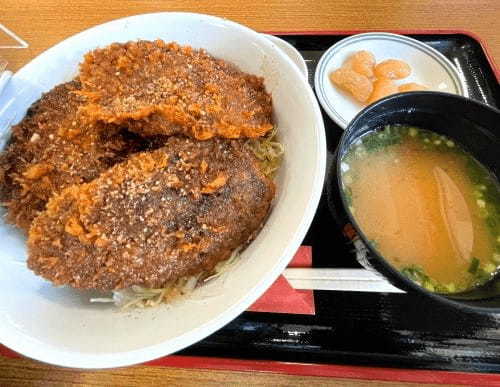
[283, 268, 405, 293]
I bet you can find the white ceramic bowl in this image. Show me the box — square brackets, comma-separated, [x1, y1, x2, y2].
[0, 13, 326, 369]
[315, 32, 468, 129]
[262, 34, 309, 80]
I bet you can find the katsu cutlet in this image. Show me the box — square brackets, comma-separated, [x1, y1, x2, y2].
[0, 81, 145, 232]
[28, 137, 275, 291]
[78, 40, 273, 140]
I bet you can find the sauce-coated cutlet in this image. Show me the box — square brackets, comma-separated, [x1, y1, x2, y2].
[28, 137, 275, 290]
[78, 40, 273, 140]
[0, 81, 146, 232]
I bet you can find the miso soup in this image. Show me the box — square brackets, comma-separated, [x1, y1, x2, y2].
[341, 125, 500, 293]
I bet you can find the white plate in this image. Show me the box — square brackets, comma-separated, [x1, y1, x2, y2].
[0, 12, 326, 369]
[262, 34, 308, 80]
[314, 32, 468, 129]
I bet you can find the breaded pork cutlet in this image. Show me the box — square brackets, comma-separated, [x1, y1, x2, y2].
[78, 40, 273, 140]
[0, 81, 146, 231]
[28, 136, 275, 291]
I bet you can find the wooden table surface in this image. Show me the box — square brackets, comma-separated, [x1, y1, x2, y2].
[1, 1, 499, 385]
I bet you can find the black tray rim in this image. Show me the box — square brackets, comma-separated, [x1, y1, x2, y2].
[265, 28, 499, 83]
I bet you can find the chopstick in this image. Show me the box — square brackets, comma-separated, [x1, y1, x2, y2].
[283, 268, 405, 293]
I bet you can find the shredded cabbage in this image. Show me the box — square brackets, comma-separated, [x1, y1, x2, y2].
[246, 127, 284, 178]
[91, 276, 200, 308]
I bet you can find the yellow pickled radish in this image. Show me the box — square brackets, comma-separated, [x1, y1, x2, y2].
[330, 67, 373, 103]
[374, 59, 411, 79]
[398, 82, 429, 92]
[345, 50, 376, 78]
[367, 78, 398, 104]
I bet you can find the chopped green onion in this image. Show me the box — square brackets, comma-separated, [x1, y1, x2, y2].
[494, 253, 500, 264]
[484, 262, 497, 274]
[368, 239, 379, 249]
[468, 257, 480, 274]
[423, 281, 434, 291]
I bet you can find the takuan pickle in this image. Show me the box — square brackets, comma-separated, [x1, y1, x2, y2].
[367, 78, 399, 104]
[329, 67, 373, 103]
[374, 59, 411, 80]
[329, 50, 429, 106]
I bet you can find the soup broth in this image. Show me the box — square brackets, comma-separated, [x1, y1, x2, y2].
[341, 125, 500, 293]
